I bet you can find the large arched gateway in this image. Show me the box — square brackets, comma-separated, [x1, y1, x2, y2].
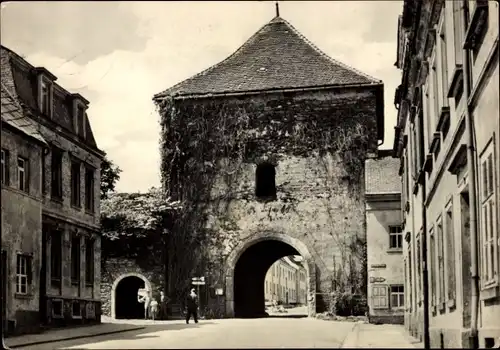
[225, 232, 316, 318]
[111, 273, 151, 319]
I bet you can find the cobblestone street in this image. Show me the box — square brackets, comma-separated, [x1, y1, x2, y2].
[12, 318, 422, 349]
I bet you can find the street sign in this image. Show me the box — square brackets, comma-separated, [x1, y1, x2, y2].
[215, 288, 223, 295]
[192, 276, 205, 282]
[192, 281, 206, 285]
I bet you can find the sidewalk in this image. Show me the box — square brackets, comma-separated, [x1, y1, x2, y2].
[341, 323, 424, 348]
[4, 322, 145, 349]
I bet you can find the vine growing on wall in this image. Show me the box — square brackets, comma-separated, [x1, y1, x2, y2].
[155, 93, 377, 305]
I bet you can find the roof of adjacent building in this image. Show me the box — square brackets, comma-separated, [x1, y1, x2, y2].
[154, 16, 382, 99]
[365, 150, 401, 194]
[1, 82, 47, 145]
[0, 45, 101, 153]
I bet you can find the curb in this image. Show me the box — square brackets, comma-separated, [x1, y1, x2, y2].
[6, 326, 145, 349]
[339, 322, 360, 348]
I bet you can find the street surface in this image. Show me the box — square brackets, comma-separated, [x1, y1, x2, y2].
[18, 318, 356, 349]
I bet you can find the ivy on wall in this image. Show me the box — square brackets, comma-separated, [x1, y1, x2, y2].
[154, 91, 378, 306]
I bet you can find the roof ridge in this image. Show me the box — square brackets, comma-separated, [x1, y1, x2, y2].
[280, 18, 381, 84]
[154, 18, 276, 99]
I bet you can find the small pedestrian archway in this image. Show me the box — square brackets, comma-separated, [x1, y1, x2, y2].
[111, 273, 151, 319]
[225, 232, 316, 318]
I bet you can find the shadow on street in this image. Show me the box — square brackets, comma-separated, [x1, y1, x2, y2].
[34, 321, 216, 350]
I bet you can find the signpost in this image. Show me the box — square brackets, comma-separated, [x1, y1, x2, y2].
[192, 277, 205, 316]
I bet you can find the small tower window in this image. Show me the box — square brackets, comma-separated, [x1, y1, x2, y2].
[255, 162, 276, 200]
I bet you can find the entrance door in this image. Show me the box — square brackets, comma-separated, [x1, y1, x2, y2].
[2, 250, 7, 333]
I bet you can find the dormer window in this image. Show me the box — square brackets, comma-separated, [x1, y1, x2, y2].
[71, 94, 88, 139]
[40, 81, 51, 115]
[36, 67, 56, 118]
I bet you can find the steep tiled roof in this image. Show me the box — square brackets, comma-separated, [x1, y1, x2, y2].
[155, 16, 381, 99]
[365, 151, 401, 194]
[1, 82, 47, 145]
[0, 45, 100, 151]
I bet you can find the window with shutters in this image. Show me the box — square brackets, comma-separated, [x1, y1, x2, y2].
[480, 140, 498, 289]
[429, 226, 437, 308]
[445, 200, 456, 302]
[372, 285, 388, 309]
[16, 254, 32, 295]
[17, 157, 29, 193]
[51, 148, 63, 200]
[85, 238, 94, 286]
[1, 149, 9, 185]
[437, 216, 446, 309]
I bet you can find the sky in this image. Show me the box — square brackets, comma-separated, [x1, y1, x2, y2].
[1, 1, 403, 193]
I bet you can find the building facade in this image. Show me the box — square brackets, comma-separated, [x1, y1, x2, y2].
[264, 256, 307, 306]
[1, 46, 105, 334]
[1, 83, 47, 335]
[393, 1, 499, 348]
[154, 14, 384, 318]
[365, 150, 404, 324]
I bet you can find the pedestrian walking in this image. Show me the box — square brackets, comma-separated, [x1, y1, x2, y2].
[137, 289, 151, 320]
[160, 291, 168, 320]
[150, 298, 159, 321]
[185, 288, 199, 324]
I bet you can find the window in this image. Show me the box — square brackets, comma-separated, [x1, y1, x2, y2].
[439, 18, 449, 108]
[424, 89, 433, 148]
[411, 125, 419, 177]
[77, 106, 86, 138]
[372, 285, 388, 309]
[71, 235, 81, 285]
[85, 167, 95, 212]
[52, 299, 63, 318]
[389, 225, 403, 249]
[40, 80, 51, 116]
[72, 301, 82, 318]
[437, 217, 446, 306]
[416, 235, 422, 300]
[85, 238, 94, 286]
[71, 161, 81, 207]
[390, 285, 404, 309]
[17, 157, 29, 192]
[255, 162, 276, 200]
[445, 202, 456, 301]
[429, 226, 437, 307]
[16, 254, 31, 295]
[408, 246, 413, 309]
[480, 142, 498, 288]
[51, 148, 63, 200]
[42, 152, 47, 194]
[432, 60, 440, 119]
[452, 0, 464, 66]
[1, 149, 9, 185]
[50, 230, 62, 287]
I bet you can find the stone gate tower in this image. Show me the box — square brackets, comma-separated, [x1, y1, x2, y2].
[154, 14, 384, 318]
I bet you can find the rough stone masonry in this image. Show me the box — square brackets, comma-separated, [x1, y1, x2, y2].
[157, 86, 381, 317]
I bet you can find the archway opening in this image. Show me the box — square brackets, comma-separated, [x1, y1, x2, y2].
[234, 239, 308, 318]
[115, 276, 145, 319]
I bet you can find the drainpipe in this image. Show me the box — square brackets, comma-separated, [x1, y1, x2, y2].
[461, 1, 480, 348]
[421, 159, 431, 350]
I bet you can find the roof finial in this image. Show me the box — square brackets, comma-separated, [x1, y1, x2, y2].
[275, 1, 280, 17]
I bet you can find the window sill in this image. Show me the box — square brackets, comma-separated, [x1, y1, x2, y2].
[480, 283, 499, 301]
[50, 196, 63, 204]
[71, 281, 80, 286]
[52, 314, 64, 319]
[85, 282, 94, 287]
[85, 209, 95, 216]
[14, 293, 33, 300]
[387, 248, 403, 254]
[71, 204, 82, 210]
[71, 315, 82, 319]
